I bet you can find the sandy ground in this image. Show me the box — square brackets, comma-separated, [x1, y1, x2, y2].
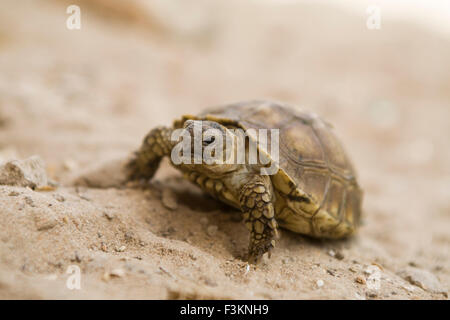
[0, 0, 449, 299]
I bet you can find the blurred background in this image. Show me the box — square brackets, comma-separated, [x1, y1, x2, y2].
[0, 0, 448, 299]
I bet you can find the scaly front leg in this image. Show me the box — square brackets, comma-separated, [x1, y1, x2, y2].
[239, 176, 279, 264]
[127, 126, 173, 181]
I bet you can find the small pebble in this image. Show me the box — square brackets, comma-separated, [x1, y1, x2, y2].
[110, 268, 126, 277]
[203, 277, 218, 287]
[72, 252, 82, 263]
[53, 194, 65, 202]
[124, 231, 134, 241]
[207, 225, 218, 237]
[398, 267, 446, 295]
[316, 279, 324, 288]
[78, 194, 91, 201]
[326, 269, 336, 276]
[364, 265, 381, 275]
[327, 250, 335, 257]
[355, 276, 366, 284]
[116, 245, 126, 252]
[34, 208, 58, 231]
[349, 266, 358, 273]
[0, 156, 48, 188]
[244, 264, 250, 275]
[402, 285, 415, 293]
[103, 212, 114, 220]
[24, 196, 36, 207]
[334, 251, 345, 260]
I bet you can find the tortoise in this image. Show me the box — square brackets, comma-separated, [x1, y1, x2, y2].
[127, 100, 363, 263]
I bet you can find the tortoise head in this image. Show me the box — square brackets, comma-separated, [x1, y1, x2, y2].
[171, 120, 242, 176]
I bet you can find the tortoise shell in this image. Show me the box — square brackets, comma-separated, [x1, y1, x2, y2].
[175, 100, 363, 239]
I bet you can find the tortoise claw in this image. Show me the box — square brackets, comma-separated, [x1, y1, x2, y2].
[248, 239, 275, 264]
[125, 154, 159, 182]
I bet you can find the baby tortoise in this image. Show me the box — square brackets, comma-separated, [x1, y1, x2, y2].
[127, 100, 363, 263]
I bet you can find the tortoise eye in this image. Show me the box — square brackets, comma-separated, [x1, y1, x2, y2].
[203, 136, 215, 145]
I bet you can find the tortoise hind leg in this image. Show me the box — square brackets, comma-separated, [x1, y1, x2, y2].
[239, 175, 279, 264]
[127, 126, 173, 181]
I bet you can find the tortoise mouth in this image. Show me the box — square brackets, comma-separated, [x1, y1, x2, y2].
[179, 162, 240, 178]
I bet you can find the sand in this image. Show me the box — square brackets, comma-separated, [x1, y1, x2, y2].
[0, 0, 448, 299]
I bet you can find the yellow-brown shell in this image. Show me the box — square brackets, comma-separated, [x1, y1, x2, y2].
[176, 100, 363, 239]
